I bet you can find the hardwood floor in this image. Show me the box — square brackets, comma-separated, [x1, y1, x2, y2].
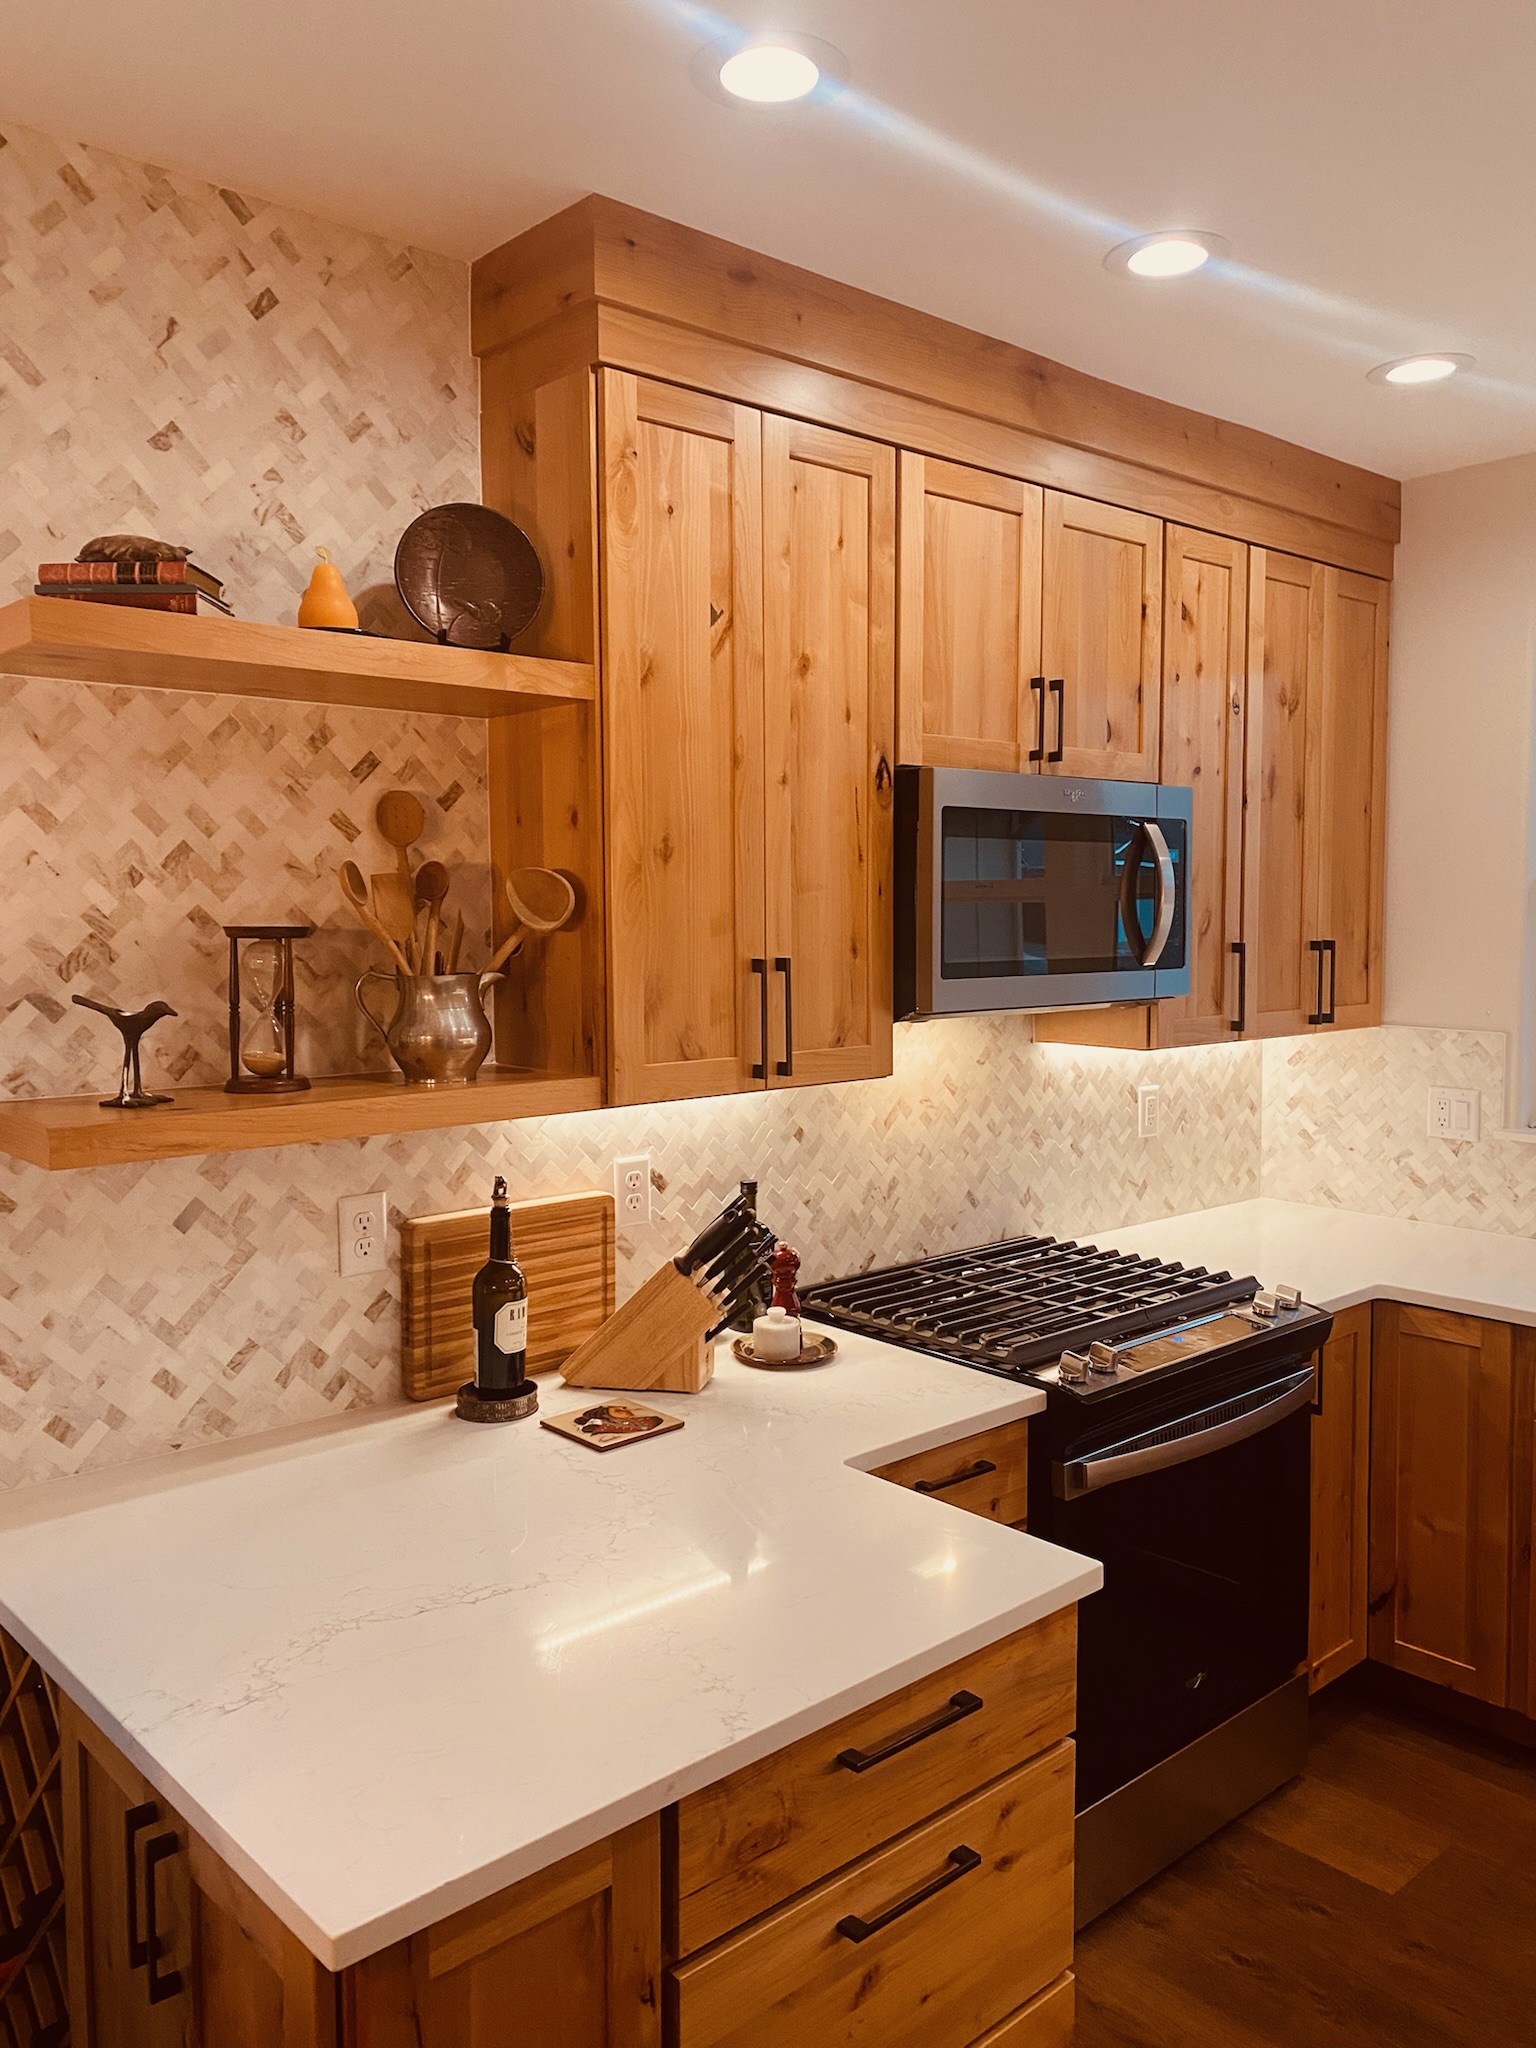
[1073, 1677, 1536, 2047]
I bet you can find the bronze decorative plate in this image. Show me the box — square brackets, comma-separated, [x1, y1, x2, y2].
[394, 504, 544, 650]
[731, 1333, 839, 1370]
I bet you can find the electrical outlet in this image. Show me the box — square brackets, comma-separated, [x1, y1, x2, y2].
[614, 1155, 652, 1224]
[1137, 1083, 1161, 1140]
[1427, 1087, 1480, 1142]
[337, 1191, 388, 1277]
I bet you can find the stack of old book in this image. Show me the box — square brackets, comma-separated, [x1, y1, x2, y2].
[35, 557, 232, 615]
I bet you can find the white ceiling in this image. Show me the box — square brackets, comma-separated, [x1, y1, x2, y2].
[5, 0, 1534, 480]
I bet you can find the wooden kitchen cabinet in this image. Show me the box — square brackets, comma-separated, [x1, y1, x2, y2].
[1512, 1328, 1536, 1720]
[1041, 492, 1162, 782]
[896, 453, 1043, 769]
[60, 1698, 335, 2048]
[1309, 1303, 1372, 1692]
[599, 370, 894, 1105]
[872, 1417, 1031, 1527]
[1369, 1303, 1517, 1705]
[1311, 567, 1390, 1029]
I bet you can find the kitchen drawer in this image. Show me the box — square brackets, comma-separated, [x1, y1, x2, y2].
[670, 1605, 1075, 1954]
[973, 1972, 1075, 2047]
[667, 1742, 1075, 2048]
[872, 1418, 1030, 1525]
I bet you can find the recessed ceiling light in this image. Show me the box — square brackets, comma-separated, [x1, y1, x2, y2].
[1105, 230, 1229, 279]
[691, 32, 847, 106]
[719, 43, 820, 102]
[1367, 353, 1474, 386]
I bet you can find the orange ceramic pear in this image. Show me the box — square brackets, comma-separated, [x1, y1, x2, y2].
[297, 547, 359, 631]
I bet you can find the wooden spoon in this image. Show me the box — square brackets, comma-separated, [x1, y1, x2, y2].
[482, 867, 580, 975]
[338, 863, 412, 976]
[375, 790, 425, 886]
[413, 860, 450, 979]
[369, 871, 418, 967]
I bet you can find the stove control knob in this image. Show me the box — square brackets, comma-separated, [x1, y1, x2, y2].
[1058, 1350, 1091, 1383]
[1274, 1283, 1303, 1310]
[1087, 1341, 1119, 1376]
[1250, 1289, 1279, 1318]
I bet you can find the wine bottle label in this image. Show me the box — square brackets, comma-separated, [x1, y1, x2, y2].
[493, 1300, 528, 1353]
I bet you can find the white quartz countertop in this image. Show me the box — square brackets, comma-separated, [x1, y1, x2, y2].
[0, 1331, 1096, 1971]
[1098, 1197, 1536, 1325]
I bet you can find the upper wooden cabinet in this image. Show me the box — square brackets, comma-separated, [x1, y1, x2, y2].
[1314, 567, 1389, 1029]
[1041, 493, 1162, 781]
[897, 453, 1042, 770]
[1369, 1303, 1516, 1707]
[1156, 526, 1248, 1047]
[599, 372, 895, 1105]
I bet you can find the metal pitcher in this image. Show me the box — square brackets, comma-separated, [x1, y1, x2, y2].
[354, 970, 504, 1086]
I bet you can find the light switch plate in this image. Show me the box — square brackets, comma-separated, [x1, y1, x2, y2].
[1427, 1087, 1479, 1142]
[338, 1191, 388, 1276]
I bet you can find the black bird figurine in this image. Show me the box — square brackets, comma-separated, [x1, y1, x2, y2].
[71, 995, 178, 1108]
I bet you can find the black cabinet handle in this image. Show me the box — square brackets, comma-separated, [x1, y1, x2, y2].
[1047, 678, 1065, 763]
[1230, 940, 1247, 1034]
[774, 956, 793, 1078]
[914, 1459, 997, 1496]
[1307, 939, 1327, 1026]
[1028, 677, 1046, 763]
[143, 1833, 185, 2005]
[835, 1845, 983, 1942]
[834, 1689, 984, 1774]
[750, 958, 768, 1080]
[1308, 939, 1337, 1026]
[1324, 938, 1337, 1024]
[124, 1802, 158, 1969]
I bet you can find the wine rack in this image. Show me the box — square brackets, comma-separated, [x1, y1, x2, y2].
[0, 1630, 67, 2046]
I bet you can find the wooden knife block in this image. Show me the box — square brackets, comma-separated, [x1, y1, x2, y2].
[560, 1259, 718, 1394]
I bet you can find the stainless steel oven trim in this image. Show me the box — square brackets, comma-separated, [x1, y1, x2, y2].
[1053, 1365, 1316, 1498]
[903, 765, 1193, 1018]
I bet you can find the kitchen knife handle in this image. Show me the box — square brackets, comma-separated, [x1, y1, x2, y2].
[774, 957, 793, 1078]
[835, 1845, 982, 1942]
[834, 1689, 984, 1773]
[1028, 677, 1046, 763]
[750, 958, 768, 1079]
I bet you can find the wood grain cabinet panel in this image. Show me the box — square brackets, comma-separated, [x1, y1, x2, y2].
[599, 371, 766, 1105]
[1369, 1303, 1516, 1706]
[1309, 1303, 1372, 1692]
[1513, 1329, 1536, 1720]
[1313, 567, 1389, 1030]
[1156, 525, 1248, 1047]
[896, 453, 1043, 769]
[1040, 492, 1162, 781]
[871, 1418, 1031, 1527]
[666, 1744, 1074, 2048]
[762, 416, 896, 1088]
[670, 1606, 1074, 1955]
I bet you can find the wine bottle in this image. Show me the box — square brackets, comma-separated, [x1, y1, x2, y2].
[469, 1176, 536, 1410]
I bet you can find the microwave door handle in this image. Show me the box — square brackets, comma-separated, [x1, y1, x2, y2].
[1116, 822, 1151, 966]
[1140, 819, 1177, 966]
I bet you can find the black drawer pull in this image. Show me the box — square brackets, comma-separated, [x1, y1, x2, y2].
[124, 1802, 158, 1969]
[914, 1458, 996, 1496]
[1028, 677, 1046, 762]
[835, 1845, 983, 1942]
[143, 1833, 185, 2005]
[834, 1689, 983, 1774]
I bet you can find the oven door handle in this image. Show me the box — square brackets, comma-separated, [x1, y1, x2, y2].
[1053, 1365, 1316, 1498]
[1117, 820, 1177, 968]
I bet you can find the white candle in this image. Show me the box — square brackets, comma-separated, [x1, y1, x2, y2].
[753, 1306, 802, 1360]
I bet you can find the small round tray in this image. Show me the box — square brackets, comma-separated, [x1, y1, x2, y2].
[731, 1332, 838, 1371]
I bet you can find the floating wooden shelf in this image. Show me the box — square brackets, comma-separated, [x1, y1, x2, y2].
[0, 597, 594, 719]
[0, 1071, 603, 1171]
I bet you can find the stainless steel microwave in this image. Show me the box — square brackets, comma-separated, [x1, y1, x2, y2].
[894, 766, 1193, 1019]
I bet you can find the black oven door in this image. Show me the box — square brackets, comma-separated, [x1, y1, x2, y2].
[1045, 1363, 1314, 1811]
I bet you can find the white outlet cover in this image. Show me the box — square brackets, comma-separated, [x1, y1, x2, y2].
[338, 1191, 388, 1277]
[1136, 1083, 1161, 1140]
[1427, 1087, 1480, 1142]
[613, 1155, 652, 1224]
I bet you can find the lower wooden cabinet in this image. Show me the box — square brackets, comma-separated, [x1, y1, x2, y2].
[871, 1418, 1031, 1527]
[1369, 1302, 1517, 1706]
[1309, 1303, 1372, 1691]
[666, 1744, 1074, 2048]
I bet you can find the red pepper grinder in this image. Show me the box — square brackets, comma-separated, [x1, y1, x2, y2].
[769, 1243, 801, 1317]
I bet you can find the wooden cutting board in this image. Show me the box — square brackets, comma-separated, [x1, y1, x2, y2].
[400, 1191, 615, 1400]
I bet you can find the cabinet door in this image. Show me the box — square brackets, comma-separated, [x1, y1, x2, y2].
[1369, 1303, 1515, 1705]
[1157, 526, 1248, 1046]
[1040, 493, 1161, 780]
[762, 416, 896, 1088]
[895, 453, 1043, 769]
[1309, 1303, 1371, 1692]
[1513, 1330, 1536, 1720]
[347, 1819, 659, 2048]
[1312, 568, 1389, 1030]
[1242, 550, 1324, 1037]
[600, 372, 766, 1105]
[61, 1701, 194, 2048]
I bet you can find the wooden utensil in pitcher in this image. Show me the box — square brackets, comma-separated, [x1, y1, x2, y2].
[414, 861, 450, 978]
[338, 863, 413, 976]
[375, 790, 424, 886]
[482, 868, 579, 974]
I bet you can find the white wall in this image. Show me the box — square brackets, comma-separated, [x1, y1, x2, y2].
[1383, 453, 1536, 1116]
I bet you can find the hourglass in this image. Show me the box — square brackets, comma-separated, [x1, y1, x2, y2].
[223, 925, 312, 1094]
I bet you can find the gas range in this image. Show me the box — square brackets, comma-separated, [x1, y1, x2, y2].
[799, 1233, 1329, 1405]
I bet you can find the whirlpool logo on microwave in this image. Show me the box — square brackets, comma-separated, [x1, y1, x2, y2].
[1064, 786, 1087, 803]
